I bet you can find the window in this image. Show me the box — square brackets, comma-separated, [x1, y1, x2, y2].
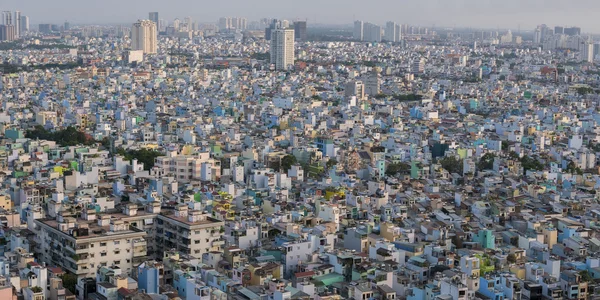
[114, 241, 120, 245]
[195, 240, 200, 244]
[114, 250, 120, 255]
[114, 260, 120, 265]
[101, 253, 107, 257]
[100, 242, 107, 247]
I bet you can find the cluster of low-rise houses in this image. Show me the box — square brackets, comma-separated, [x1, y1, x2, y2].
[1, 20, 600, 300]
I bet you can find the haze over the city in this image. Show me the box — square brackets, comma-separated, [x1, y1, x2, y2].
[3, 0, 600, 31]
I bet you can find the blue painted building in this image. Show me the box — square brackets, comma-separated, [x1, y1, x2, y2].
[137, 261, 160, 294]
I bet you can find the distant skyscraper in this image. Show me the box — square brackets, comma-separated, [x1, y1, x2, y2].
[38, 24, 52, 34]
[533, 27, 542, 44]
[564, 27, 581, 36]
[0, 11, 15, 41]
[554, 26, 564, 35]
[20, 15, 29, 33]
[294, 21, 307, 41]
[583, 42, 594, 63]
[218, 17, 231, 31]
[353, 21, 363, 41]
[131, 20, 157, 54]
[265, 19, 286, 41]
[363, 22, 382, 42]
[64, 21, 70, 31]
[14, 11, 20, 38]
[384, 21, 401, 42]
[149, 12, 159, 24]
[270, 28, 295, 70]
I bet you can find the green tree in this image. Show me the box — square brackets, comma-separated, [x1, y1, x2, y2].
[326, 158, 338, 169]
[26, 126, 96, 147]
[566, 161, 583, 175]
[439, 156, 463, 174]
[477, 153, 496, 171]
[506, 253, 517, 264]
[370, 146, 385, 153]
[116, 148, 164, 170]
[386, 162, 410, 176]
[280, 155, 297, 172]
[580, 270, 592, 282]
[576, 87, 594, 95]
[60, 273, 78, 294]
[520, 155, 544, 173]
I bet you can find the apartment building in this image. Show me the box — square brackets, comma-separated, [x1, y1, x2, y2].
[155, 205, 225, 259]
[35, 212, 148, 279]
[154, 154, 221, 182]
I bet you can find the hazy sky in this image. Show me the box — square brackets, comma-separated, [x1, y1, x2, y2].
[3, 0, 599, 31]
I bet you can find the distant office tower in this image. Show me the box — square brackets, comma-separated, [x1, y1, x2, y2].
[385, 22, 396, 42]
[363, 23, 382, 42]
[64, 21, 70, 31]
[131, 20, 157, 54]
[353, 21, 363, 41]
[265, 19, 286, 41]
[0, 25, 15, 41]
[38, 24, 52, 34]
[3, 11, 12, 27]
[533, 27, 542, 44]
[583, 42, 594, 62]
[14, 11, 20, 37]
[384, 21, 401, 42]
[294, 21, 307, 41]
[564, 27, 581, 36]
[345, 80, 365, 100]
[0, 11, 16, 41]
[411, 58, 425, 74]
[554, 26, 564, 35]
[218, 17, 231, 31]
[20, 15, 29, 33]
[270, 28, 295, 70]
[149, 12, 159, 26]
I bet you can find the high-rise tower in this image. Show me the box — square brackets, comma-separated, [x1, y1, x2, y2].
[131, 20, 157, 54]
[270, 27, 295, 70]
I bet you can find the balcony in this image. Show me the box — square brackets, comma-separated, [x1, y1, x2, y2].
[75, 245, 89, 254]
[212, 239, 225, 247]
[75, 267, 90, 275]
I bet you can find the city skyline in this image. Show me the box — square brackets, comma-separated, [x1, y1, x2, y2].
[2, 0, 600, 32]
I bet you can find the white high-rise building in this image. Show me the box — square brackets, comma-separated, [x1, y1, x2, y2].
[131, 20, 157, 54]
[583, 42, 594, 63]
[20, 15, 29, 32]
[14, 11, 20, 38]
[270, 28, 295, 70]
[533, 27, 542, 44]
[385, 21, 397, 42]
[364, 22, 382, 42]
[354, 21, 363, 41]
